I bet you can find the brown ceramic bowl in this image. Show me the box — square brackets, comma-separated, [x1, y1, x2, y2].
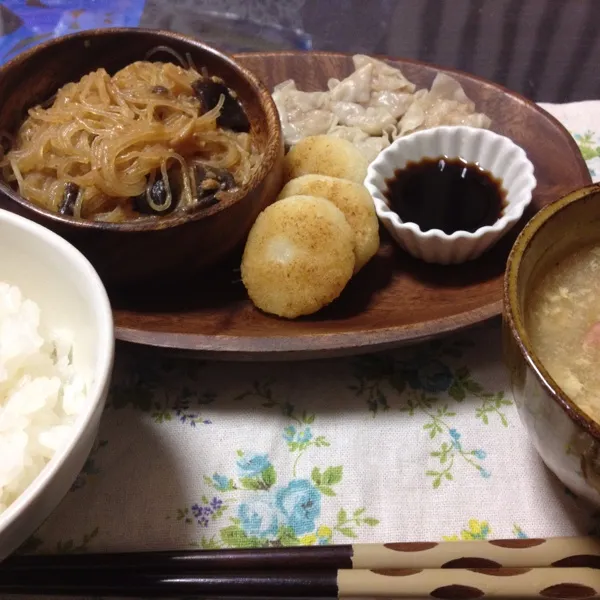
[503, 183, 600, 506]
[0, 28, 283, 287]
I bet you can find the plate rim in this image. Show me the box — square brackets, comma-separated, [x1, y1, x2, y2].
[116, 298, 501, 356]
[114, 50, 591, 358]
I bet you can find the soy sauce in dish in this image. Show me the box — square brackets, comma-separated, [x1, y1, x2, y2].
[384, 156, 507, 234]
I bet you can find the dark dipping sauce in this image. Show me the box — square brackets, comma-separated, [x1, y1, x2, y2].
[384, 156, 507, 234]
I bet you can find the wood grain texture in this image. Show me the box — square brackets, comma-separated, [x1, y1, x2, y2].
[112, 51, 591, 360]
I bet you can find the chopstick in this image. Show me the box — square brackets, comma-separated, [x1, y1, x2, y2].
[3, 536, 600, 571]
[0, 568, 336, 598]
[1, 566, 600, 598]
[3, 537, 600, 598]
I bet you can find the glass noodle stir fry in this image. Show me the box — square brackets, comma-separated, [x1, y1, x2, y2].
[0, 48, 259, 222]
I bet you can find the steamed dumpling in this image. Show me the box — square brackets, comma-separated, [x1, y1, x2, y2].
[330, 102, 397, 136]
[327, 63, 373, 103]
[327, 126, 390, 163]
[272, 79, 335, 145]
[398, 73, 492, 136]
[283, 135, 369, 184]
[352, 54, 416, 93]
[271, 55, 491, 163]
[368, 89, 415, 119]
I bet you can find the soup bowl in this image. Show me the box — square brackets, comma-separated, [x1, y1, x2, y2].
[0, 28, 283, 287]
[504, 183, 600, 506]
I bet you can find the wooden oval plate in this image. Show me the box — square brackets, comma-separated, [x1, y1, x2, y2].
[111, 51, 591, 360]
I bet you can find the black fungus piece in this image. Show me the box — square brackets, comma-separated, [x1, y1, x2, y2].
[196, 194, 220, 210]
[191, 76, 250, 132]
[59, 182, 79, 216]
[133, 176, 174, 215]
[151, 85, 169, 95]
[193, 164, 236, 208]
[0, 134, 12, 155]
[149, 178, 168, 206]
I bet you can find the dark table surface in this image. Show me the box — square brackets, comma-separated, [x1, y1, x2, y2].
[139, 0, 600, 103]
[2, 0, 599, 103]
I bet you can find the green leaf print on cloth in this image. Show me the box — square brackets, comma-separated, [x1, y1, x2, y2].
[234, 380, 316, 426]
[70, 439, 108, 491]
[19, 527, 100, 556]
[170, 423, 379, 548]
[351, 339, 513, 487]
[108, 356, 216, 426]
[573, 131, 600, 161]
[572, 130, 600, 178]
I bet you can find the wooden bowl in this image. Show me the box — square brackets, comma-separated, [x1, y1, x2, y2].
[503, 183, 600, 506]
[0, 28, 284, 287]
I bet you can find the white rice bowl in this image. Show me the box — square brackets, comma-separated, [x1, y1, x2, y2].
[0, 282, 90, 514]
[0, 207, 113, 561]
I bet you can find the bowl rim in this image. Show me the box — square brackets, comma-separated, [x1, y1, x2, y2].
[0, 207, 114, 535]
[0, 27, 282, 232]
[503, 182, 600, 442]
[364, 125, 537, 241]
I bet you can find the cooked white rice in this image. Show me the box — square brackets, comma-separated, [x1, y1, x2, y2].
[0, 282, 89, 514]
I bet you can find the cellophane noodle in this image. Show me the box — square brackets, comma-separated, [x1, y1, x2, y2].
[0, 61, 258, 222]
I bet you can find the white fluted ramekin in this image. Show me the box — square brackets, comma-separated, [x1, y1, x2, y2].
[364, 126, 536, 264]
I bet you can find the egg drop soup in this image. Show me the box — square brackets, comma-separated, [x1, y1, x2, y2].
[527, 242, 600, 423]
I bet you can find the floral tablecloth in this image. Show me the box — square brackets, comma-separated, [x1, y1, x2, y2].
[3, 102, 594, 561]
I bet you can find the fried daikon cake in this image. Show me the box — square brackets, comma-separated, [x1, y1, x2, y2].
[277, 174, 379, 272]
[283, 135, 369, 184]
[241, 195, 355, 318]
